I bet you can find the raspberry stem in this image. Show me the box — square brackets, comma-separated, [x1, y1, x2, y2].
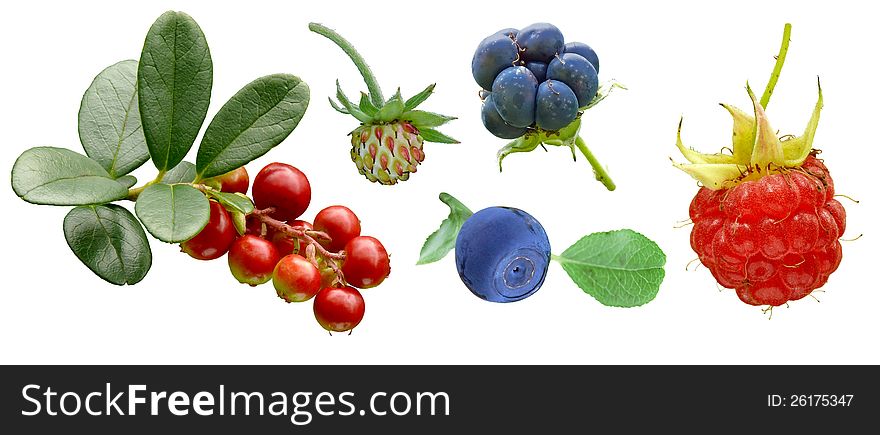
[309, 23, 385, 108]
[760, 23, 792, 109]
[576, 136, 616, 191]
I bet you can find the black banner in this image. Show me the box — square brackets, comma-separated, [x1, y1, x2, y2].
[1, 365, 876, 432]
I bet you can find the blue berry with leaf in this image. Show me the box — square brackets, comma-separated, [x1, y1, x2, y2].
[418, 194, 667, 307]
[470, 23, 624, 191]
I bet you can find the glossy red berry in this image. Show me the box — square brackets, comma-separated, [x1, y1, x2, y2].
[228, 235, 280, 286]
[252, 163, 311, 222]
[273, 254, 322, 302]
[271, 220, 312, 256]
[689, 156, 844, 306]
[245, 214, 264, 236]
[313, 286, 365, 332]
[341, 236, 390, 289]
[181, 201, 236, 260]
[208, 166, 249, 194]
[313, 205, 361, 251]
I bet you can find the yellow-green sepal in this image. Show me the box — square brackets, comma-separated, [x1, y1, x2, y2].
[671, 161, 748, 189]
[783, 80, 823, 166]
[675, 118, 736, 165]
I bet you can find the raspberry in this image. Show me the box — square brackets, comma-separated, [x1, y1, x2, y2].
[689, 156, 844, 306]
[673, 57, 847, 307]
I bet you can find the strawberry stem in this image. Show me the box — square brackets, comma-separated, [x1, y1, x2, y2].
[760, 23, 792, 109]
[576, 136, 616, 191]
[309, 23, 385, 108]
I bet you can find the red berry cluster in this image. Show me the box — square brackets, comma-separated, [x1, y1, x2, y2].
[181, 163, 390, 333]
[689, 155, 845, 307]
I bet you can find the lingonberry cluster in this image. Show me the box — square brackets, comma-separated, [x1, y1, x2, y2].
[181, 162, 390, 333]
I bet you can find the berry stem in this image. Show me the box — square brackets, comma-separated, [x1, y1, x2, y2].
[309, 23, 385, 108]
[252, 208, 346, 261]
[575, 136, 616, 191]
[760, 23, 792, 109]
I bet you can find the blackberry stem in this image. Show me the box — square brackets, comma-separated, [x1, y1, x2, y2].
[309, 23, 385, 108]
[760, 23, 792, 109]
[576, 136, 616, 191]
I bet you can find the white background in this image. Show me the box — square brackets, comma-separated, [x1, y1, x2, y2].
[1, 0, 877, 364]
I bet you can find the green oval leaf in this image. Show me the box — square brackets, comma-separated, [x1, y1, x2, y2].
[556, 229, 666, 307]
[417, 193, 473, 265]
[135, 183, 209, 243]
[161, 161, 196, 184]
[208, 190, 254, 215]
[116, 175, 138, 189]
[11, 147, 129, 205]
[195, 74, 310, 179]
[138, 10, 213, 171]
[78, 60, 149, 177]
[64, 204, 152, 285]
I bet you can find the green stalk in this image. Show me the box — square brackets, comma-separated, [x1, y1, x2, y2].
[576, 136, 616, 191]
[760, 23, 792, 109]
[309, 23, 385, 108]
[126, 170, 166, 201]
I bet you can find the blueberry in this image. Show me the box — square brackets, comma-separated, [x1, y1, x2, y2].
[495, 28, 519, 39]
[547, 53, 599, 107]
[491, 66, 538, 128]
[525, 61, 548, 82]
[472, 32, 519, 90]
[564, 41, 600, 73]
[516, 23, 565, 62]
[481, 94, 529, 139]
[535, 80, 578, 131]
[455, 207, 551, 303]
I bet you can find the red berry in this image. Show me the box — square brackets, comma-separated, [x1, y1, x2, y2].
[313, 287, 365, 332]
[341, 236, 390, 289]
[245, 214, 264, 236]
[273, 254, 322, 302]
[252, 163, 311, 222]
[271, 220, 312, 256]
[689, 156, 844, 306]
[181, 201, 236, 260]
[313, 205, 361, 251]
[228, 235, 280, 286]
[208, 166, 249, 194]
